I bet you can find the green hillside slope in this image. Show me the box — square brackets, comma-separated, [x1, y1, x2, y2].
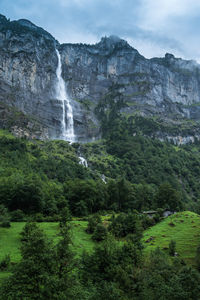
[0, 221, 94, 263]
[143, 211, 200, 265]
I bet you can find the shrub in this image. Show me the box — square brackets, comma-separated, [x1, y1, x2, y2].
[86, 214, 102, 234]
[0, 221, 11, 228]
[10, 209, 25, 221]
[92, 224, 107, 242]
[0, 255, 10, 270]
[169, 240, 176, 256]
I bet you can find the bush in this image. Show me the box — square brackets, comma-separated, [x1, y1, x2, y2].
[195, 244, 200, 270]
[169, 240, 176, 256]
[108, 212, 143, 239]
[10, 209, 25, 221]
[86, 214, 102, 234]
[0, 255, 10, 270]
[33, 213, 45, 222]
[0, 221, 11, 228]
[92, 224, 107, 242]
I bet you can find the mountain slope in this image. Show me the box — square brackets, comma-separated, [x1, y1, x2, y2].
[1, 15, 200, 142]
[143, 211, 200, 265]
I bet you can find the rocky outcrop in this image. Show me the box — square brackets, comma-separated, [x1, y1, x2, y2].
[0, 15, 99, 141]
[0, 101, 49, 139]
[1, 14, 200, 142]
[60, 37, 200, 120]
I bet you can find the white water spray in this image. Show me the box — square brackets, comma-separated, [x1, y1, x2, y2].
[56, 49, 75, 142]
[78, 156, 88, 168]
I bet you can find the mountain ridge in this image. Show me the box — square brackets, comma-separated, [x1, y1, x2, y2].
[1, 14, 200, 143]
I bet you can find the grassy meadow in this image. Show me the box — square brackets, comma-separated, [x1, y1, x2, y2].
[142, 211, 200, 265]
[0, 220, 95, 281]
[1, 211, 200, 282]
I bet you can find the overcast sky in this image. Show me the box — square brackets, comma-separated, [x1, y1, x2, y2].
[1, 0, 200, 61]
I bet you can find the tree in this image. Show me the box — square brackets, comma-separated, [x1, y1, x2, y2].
[92, 224, 107, 242]
[64, 179, 107, 216]
[108, 212, 143, 240]
[1, 221, 84, 299]
[0, 204, 10, 227]
[0, 173, 45, 213]
[1, 222, 55, 299]
[169, 240, 176, 256]
[177, 266, 200, 299]
[53, 223, 80, 299]
[155, 183, 182, 211]
[107, 178, 136, 211]
[86, 214, 102, 234]
[195, 244, 200, 271]
[138, 248, 183, 300]
[81, 234, 141, 299]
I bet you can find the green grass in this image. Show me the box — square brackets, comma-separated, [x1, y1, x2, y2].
[0, 271, 12, 284]
[142, 211, 200, 265]
[0, 221, 94, 263]
[0, 129, 14, 138]
[71, 220, 95, 256]
[1, 211, 200, 283]
[0, 222, 59, 263]
[0, 221, 95, 282]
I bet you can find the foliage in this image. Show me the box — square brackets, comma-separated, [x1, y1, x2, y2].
[0, 255, 10, 271]
[169, 240, 176, 256]
[64, 179, 107, 216]
[108, 212, 143, 240]
[86, 214, 102, 233]
[1, 126, 200, 216]
[81, 234, 142, 299]
[143, 211, 200, 265]
[138, 248, 200, 300]
[92, 223, 107, 242]
[10, 209, 25, 222]
[195, 244, 200, 271]
[0, 217, 200, 299]
[155, 183, 182, 211]
[0, 222, 82, 299]
[0, 205, 10, 228]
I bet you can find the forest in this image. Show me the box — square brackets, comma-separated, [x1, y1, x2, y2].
[1, 108, 200, 298]
[0, 121, 200, 298]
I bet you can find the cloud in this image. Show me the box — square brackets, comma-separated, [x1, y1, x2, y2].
[134, 0, 200, 60]
[138, 0, 200, 31]
[1, 0, 200, 61]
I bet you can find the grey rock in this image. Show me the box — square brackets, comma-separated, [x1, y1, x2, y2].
[1, 15, 200, 143]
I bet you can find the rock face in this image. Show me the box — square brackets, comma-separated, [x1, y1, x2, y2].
[1, 15, 200, 142]
[60, 37, 200, 119]
[0, 15, 99, 141]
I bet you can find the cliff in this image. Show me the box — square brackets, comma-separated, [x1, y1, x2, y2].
[1, 15, 200, 142]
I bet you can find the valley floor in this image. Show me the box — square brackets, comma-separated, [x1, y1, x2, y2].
[0, 211, 199, 282]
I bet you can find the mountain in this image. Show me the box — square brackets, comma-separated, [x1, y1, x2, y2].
[1, 14, 200, 143]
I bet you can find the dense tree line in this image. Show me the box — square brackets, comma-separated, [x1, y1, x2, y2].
[0, 131, 188, 218]
[1, 222, 200, 299]
[0, 124, 200, 218]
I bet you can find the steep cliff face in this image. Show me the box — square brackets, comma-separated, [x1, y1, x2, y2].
[0, 15, 57, 137]
[0, 15, 98, 141]
[60, 36, 200, 119]
[1, 15, 200, 142]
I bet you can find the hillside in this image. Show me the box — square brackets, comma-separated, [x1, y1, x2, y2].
[0, 221, 94, 264]
[1, 14, 200, 142]
[143, 211, 200, 265]
[2, 128, 200, 213]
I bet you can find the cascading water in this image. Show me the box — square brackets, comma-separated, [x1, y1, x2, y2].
[78, 156, 88, 168]
[55, 49, 75, 142]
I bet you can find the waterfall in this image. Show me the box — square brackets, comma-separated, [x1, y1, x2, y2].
[79, 156, 88, 168]
[55, 49, 75, 142]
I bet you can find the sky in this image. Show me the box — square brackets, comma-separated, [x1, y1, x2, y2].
[1, 0, 200, 61]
